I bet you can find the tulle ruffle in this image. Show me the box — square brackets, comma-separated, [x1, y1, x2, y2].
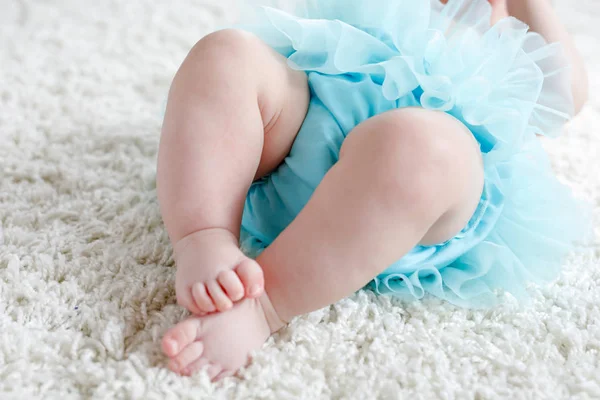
[240, 0, 588, 307]
[371, 139, 590, 307]
[251, 0, 574, 152]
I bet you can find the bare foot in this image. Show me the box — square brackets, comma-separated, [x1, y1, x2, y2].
[174, 228, 265, 314]
[162, 293, 285, 379]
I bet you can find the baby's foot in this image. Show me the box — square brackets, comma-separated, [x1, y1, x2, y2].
[162, 293, 285, 379]
[174, 228, 264, 314]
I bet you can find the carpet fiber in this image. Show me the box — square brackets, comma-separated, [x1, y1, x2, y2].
[1, 0, 599, 398]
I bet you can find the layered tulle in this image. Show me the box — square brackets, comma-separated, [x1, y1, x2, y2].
[370, 139, 589, 307]
[239, 0, 589, 307]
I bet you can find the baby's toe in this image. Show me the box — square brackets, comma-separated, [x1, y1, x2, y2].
[217, 270, 244, 302]
[206, 280, 233, 312]
[176, 289, 202, 315]
[181, 357, 210, 376]
[192, 282, 216, 313]
[215, 369, 235, 381]
[206, 364, 224, 381]
[161, 317, 202, 358]
[236, 259, 264, 298]
[168, 341, 205, 374]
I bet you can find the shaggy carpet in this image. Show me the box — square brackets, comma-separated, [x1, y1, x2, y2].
[1, 0, 599, 398]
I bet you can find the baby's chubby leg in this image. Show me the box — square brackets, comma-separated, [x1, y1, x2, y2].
[258, 108, 485, 322]
[157, 29, 309, 314]
[162, 108, 484, 379]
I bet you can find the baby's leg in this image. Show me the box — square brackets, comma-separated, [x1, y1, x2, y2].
[258, 108, 485, 320]
[162, 108, 484, 379]
[157, 30, 309, 314]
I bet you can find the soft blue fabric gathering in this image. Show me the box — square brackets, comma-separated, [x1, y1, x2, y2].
[236, 0, 589, 308]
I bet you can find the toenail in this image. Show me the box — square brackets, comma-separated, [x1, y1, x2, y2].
[250, 285, 262, 297]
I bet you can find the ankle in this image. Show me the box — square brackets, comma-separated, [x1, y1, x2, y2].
[174, 227, 238, 257]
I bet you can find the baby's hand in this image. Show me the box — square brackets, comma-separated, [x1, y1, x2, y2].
[174, 228, 265, 314]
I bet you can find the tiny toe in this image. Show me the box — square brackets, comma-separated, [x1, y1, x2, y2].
[168, 341, 204, 374]
[207, 280, 233, 312]
[236, 259, 264, 298]
[162, 338, 179, 357]
[161, 317, 202, 357]
[215, 369, 235, 381]
[177, 290, 202, 315]
[207, 364, 224, 381]
[182, 357, 210, 376]
[192, 283, 216, 313]
[217, 270, 244, 302]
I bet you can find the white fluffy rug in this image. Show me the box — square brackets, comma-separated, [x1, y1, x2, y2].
[1, 0, 599, 398]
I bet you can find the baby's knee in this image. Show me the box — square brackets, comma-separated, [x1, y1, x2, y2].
[170, 29, 280, 107]
[341, 108, 483, 213]
[187, 29, 255, 68]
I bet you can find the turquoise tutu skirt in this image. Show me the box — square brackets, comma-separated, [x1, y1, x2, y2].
[237, 0, 589, 308]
